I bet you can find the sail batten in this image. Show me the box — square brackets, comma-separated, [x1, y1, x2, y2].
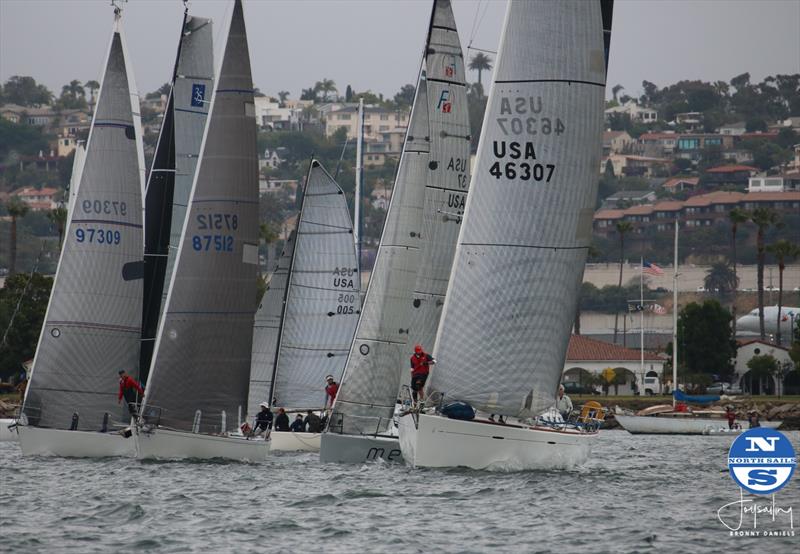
[429, 0, 606, 418]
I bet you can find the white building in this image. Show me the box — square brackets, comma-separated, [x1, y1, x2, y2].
[734, 340, 794, 395]
[253, 97, 299, 131]
[604, 101, 657, 123]
[748, 173, 800, 193]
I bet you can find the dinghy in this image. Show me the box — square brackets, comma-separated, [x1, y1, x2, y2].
[134, 0, 266, 462]
[399, 0, 610, 471]
[320, 0, 470, 464]
[17, 5, 145, 457]
[248, 160, 360, 452]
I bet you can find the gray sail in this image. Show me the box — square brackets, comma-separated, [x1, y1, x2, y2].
[141, 0, 259, 434]
[141, 14, 213, 380]
[270, 161, 361, 410]
[247, 230, 295, 420]
[429, 0, 606, 417]
[330, 76, 429, 436]
[407, 0, 471, 355]
[22, 19, 145, 431]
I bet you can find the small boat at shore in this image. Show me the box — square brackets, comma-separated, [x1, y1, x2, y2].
[1, 418, 18, 442]
[615, 412, 782, 435]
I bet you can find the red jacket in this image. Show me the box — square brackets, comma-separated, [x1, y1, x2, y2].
[118, 375, 143, 401]
[410, 353, 433, 377]
[326, 382, 339, 403]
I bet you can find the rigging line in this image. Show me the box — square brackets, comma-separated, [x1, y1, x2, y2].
[1, 240, 45, 347]
[466, 45, 497, 55]
[468, 0, 483, 47]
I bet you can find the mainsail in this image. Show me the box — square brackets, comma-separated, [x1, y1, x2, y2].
[248, 229, 296, 419]
[141, 0, 258, 434]
[265, 161, 361, 411]
[407, 0, 471, 355]
[429, 0, 606, 417]
[140, 12, 213, 381]
[22, 16, 145, 431]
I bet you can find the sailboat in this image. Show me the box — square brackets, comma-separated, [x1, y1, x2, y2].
[320, 0, 470, 464]
[399, 0, 609, 471]
[247, 160, 360, 452]
[17, 5, 145, 457]
[134, 0, 266, 461]
[141, 8, 214, 384]
[615, 220, 781, 434]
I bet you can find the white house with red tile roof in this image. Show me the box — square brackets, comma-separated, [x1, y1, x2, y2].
[11, 186, 60, 211]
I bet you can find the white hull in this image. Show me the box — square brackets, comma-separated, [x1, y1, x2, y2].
[135, 427, 270, 461]
[616, 414, 782, 435]
[399, 413, 596, 471]
[270, 431, 320, 452]
[0, 418, 17, 442]
[319, 432, 403, 464]
[17, 425, 135, 457]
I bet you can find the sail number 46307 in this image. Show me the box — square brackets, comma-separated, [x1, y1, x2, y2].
[489, 161, 554, 182]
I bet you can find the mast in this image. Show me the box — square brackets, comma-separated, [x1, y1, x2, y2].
[354, 98, 364, 278]
[640, 256, 644, 388]
[672, 218, 679, 407]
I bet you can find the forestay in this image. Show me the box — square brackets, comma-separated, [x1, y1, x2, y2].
[429, 0, 606, 417]
[142, 0, 259, 434]
[270, 162, 360, 411]
[331, 77, 429, 436]
[247, 229, 295, 420]
[22, 18, 145, 431]
[141, 13, 213, 381]
[407, 0, 471, 356]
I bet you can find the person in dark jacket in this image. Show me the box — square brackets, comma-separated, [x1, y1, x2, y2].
[305, 410, 322, 433]
[252, 402, 273, 437]
[290, 414, 305, 432]
[274, 408, 290, 431]
[117, 369, 144, 417]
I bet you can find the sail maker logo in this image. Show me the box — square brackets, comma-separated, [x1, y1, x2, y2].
[443, 55, 457, 78]
[716, 428, 796, 537]
[191, 84, 206, 108]
[437, 90, 452, 113]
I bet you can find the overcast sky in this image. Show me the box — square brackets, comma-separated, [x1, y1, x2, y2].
[1, 0, 798, 102]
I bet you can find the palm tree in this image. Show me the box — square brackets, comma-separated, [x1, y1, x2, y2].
[315, 79, 337, 102]
[612, 221, 634, 343]
[704, 261, 738, 294]
[277, 90, 289, 106]
[259, 223, 278, 279]
[47, 206, 68, 249]
[766, 240, 800, 345]
[750, 207, 780, 339]
[728, 207, 749, 336]
[85, 80, 100, 109]
[468, 53, 493, 86]
[611, 84, 624, 103]
[6, 197, 30, 276]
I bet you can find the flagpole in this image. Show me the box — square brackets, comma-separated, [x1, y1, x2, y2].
[640, 256, 644, 392]
[672, 219, 679, 408]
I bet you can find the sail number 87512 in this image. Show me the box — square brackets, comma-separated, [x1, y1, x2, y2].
[489, 161, 555, 182]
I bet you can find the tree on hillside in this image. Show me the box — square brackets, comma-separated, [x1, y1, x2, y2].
[2, 76, 53, 106]
[315, 79, 337, 102]
[704, 261, 737, 294]
[0, 119, 49, 159]
[468, 53, 493, 86]
[611, 84, 624, 103]
[277, 90, 289, 106]
[56, 80, 87, 110]
[677, 300, 736, 376]
[766, 239, 800, 345]
[393, 84, 415, 108]
[6, 197, 29, 276]
[750, 207, 780, 339]
[728, 207, 749, 336]
[0, 272, 53, 380]
[85, 80, 100, 107]
[300, 86, 318, 102]
[612, 221, 633, 343]
[746, 354, 780, 396]
[47, 206, 68, 249]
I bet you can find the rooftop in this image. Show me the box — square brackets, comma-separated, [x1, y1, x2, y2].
[706, 164, 758, 174]
[567, 335, 662, 362]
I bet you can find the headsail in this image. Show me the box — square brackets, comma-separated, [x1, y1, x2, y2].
[269, 161, 361, 411]
[140, 12, 214, 382]
[22, 16, 145, 431]
[407, 0, 471, 356]
[428, 0, 606, 417]
[141, 0, 258, 434]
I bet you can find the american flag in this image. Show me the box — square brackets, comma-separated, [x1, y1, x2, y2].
[642, 261, 664, 276]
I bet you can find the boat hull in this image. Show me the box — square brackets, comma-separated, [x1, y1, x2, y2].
[271, 431, 320, 452]
[134, 427, 270, 461]
[615, 414, 782, 435]
[17, 425, 135, 457]
[319, 432, 403, 464]
[0, 418, 18, 442]
[399, 413, 596, 471]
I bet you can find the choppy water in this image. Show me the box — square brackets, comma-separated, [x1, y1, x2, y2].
[1, 431, 798, 553]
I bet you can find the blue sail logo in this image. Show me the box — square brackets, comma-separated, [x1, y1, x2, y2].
[191, 84, 206, 107]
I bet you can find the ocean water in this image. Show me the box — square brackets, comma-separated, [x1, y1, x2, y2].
[1, 431, 798, 553]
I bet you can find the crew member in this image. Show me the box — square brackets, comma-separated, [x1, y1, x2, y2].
[725, 406, 736, 430]
[305, 410, 323, 433]
[325, 375, 339, 409]
[555, 384, 573, 420]
[410, 344, 435, 405]
[117, 369, 143, 417]
[252, 402, 273, 436]
[274, 408, 290, 431]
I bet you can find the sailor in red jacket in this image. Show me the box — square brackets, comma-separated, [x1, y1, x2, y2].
[410, 344, 435, 405]
[118, 369, 144, 417]
[325, 375, 339, 409]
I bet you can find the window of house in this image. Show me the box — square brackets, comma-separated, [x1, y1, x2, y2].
[380, 114, 389, 120]
[338, 114, 351, 120]
[678, 138, 699, 150]
[705, 138, 721, 146]
[379, 125, 389, 132]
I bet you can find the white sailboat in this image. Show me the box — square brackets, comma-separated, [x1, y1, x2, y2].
[399, 0, 609, 471]
[17, 5, 145, 457]
[248, 160, 361, 452]
[134, 0, 267, 461]
[320, 0, 471, 464]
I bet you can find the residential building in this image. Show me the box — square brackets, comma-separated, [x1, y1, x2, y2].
[638, 132, 678, 158]
[254, 97, 300, 131]
[748, 173, 800, 193]
[259, 147, 286, 170]
[734, 340, 794, 395]
[662, 176, 699, 193]
[604, 100, 657, 123]
[0, 103, 58, 126]
[602, 130, 633, 155]
[674, 111, 704, 131]
[370, 185, 392, 210]
[703, 164, 758, 189]
[602, 190, 656, 209]
[259, 179, 298, 201]
[323, 104, 409, 140]
[600, 154, 669, 177]
[56, 134, 79, 157]
[12, 186, 60, 211]
[717, 121, 747, 136]
[674, 133, 735, 161]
